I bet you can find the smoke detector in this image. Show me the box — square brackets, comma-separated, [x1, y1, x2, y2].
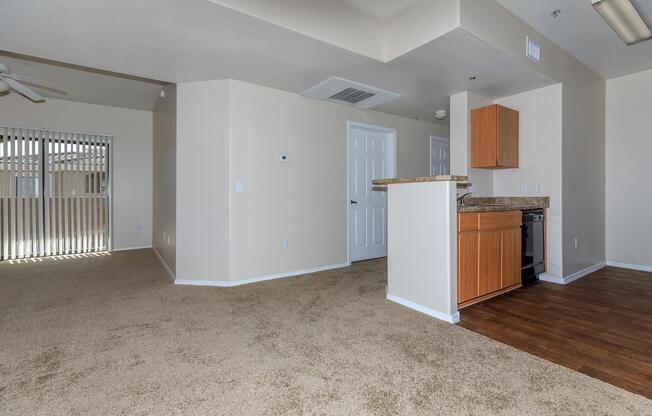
[434, 110, 448, 120]
[302, 76, 400, 109]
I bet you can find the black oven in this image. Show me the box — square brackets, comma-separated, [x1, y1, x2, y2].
[522, 209, 545, 283]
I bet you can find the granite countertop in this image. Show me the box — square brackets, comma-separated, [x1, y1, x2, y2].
[458, 196, 550, 212]
[372, 175, 470, 185]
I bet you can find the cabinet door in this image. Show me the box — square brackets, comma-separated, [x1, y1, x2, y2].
[497, 105, 519, 168]
[478, 230, 502, 296]
[458, 231, 479, 303]
[470, 105, 497, 168]
[501, 226, 522, 288]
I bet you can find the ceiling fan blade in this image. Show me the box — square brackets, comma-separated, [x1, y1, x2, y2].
[3, 77, 45, 102]
[9, 73, 66, 94]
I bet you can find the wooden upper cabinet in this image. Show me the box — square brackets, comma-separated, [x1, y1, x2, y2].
[471, 104, 519, 169]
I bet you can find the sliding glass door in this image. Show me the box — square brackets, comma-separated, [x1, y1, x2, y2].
[0, 127, 112, 261]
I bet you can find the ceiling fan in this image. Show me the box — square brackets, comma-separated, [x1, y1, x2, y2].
[0, 62, 67, 102]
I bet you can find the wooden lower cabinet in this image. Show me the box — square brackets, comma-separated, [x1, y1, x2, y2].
[457, 211, 522, 308]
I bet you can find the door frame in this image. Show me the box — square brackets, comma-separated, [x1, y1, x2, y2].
[106, 137, 114, 251]
[429, 135, 450, 176]
[346, 121, 397, 265]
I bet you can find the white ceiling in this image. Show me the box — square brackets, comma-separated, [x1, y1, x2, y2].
[369, 30, 553, 119]
[336, 0, 422, 20]
[0, 53, 164, 111]
[0, 0, 553, 120]
[497, 0, 652, 79]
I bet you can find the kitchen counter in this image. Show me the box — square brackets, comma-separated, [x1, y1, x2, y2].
[372, 175, 470, 186]
[458, 196, 549, 212]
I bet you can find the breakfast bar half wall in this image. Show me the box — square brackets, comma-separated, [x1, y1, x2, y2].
[373, 176, 463, 323]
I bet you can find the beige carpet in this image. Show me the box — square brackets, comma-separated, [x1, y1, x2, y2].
[0, 249, 650, 416]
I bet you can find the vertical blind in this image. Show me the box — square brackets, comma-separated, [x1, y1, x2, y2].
[0, 127, 112, 261]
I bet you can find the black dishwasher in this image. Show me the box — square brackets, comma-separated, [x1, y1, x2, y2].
[522, 209, 545, 283]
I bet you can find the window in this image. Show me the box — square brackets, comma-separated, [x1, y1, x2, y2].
[1, 127, 113, 260]
[16, 175, 40, 198]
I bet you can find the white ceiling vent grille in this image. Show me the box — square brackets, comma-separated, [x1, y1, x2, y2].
[302, 76, 400, 109]
[329, 87, 376, 104]
[526, 36, 541, 63]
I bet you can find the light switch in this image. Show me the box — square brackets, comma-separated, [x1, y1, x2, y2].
[235, 181, 244, 193]
[521, 184, 528, 192]
[536, 183, 544, 192]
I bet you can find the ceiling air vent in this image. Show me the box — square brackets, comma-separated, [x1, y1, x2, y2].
[526, 36, 541, 63]
[302, 76, 400, 109]
[330, 87, 376, 104]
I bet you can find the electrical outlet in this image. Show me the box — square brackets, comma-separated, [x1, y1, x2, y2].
[283, 239, 289, 249]
[536, 183, 544, 192]
[521, 184, 528, 192]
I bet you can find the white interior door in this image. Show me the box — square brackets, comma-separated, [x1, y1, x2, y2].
[348, 123, 395, 262]
[430, 136, 450, 176]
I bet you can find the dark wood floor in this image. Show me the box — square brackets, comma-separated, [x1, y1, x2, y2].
[459, 266, 652, 399]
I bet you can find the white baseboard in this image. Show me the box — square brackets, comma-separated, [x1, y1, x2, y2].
[152, 247, 175, 282]
[174, 262, 350, 288]
[386, 293, 460, 324]
[606, 261, 652, 272]
[538, 273, 564, 284]
[540, 261, 606, 285]
[111, 245, 152, 252]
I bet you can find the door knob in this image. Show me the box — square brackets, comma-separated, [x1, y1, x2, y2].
[350, 200, 358, 204]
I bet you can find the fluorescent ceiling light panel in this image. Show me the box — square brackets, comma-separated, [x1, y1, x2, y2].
[592, 0, 652, 45]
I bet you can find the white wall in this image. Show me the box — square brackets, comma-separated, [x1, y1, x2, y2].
[449, 91, 493, 196]
[560, 71, 606, 276]
[0, 94, 153, 251]
[153, 85, 177, 275]
[387, 181, 458, 323]
[176, 80, 230, 281]
[449, 91, 468, 179]
[228, 80, 448, 280]
[605, 69, 652, 270]
[494, 84, 563, 278]
[172, 79, 447, 282]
